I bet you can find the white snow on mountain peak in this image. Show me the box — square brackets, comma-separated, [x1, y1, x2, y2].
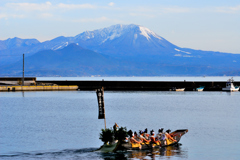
[99, 24, 135, 44]
[74, 24, 164, 44]
[100, 32, 122, 44]
[107, 24, 163, 41]
[139, 26, 162, 41]
[99, 24, 163, 42]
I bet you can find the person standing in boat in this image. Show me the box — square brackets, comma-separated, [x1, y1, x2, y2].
[165, 129, 177, 143]
[113, 123, 119, 132]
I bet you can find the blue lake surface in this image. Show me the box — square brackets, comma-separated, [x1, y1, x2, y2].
[0, 90, 240, 159]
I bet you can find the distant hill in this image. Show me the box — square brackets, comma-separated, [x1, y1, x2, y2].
[0, 24, 240, 76]
[0, 44, 137, 76]
[0, 37, 41, 66]
[0, 37, 40, 50]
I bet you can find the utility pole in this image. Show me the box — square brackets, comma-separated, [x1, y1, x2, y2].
[22, 54, 24, 86]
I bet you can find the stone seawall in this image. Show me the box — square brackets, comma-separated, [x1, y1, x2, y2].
[36, 80, 240, 91]
[0, 85, 78, 91]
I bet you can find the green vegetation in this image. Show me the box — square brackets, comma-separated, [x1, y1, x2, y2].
[114, 127, 128, 142]
[99, 126, 128, 144]
[99, 128, 114, 144]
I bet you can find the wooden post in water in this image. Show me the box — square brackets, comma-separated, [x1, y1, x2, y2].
[22, 54, 24, 86]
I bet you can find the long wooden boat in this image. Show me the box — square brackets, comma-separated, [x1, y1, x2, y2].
[97, 129, 188, 152]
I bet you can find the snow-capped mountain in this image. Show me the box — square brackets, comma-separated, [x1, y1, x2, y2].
[73, 24, 177, 55]
[0, 24, 240, 76]
[0, 24, 194, 58]
[75, 24, 164, 43]
[0, 24, 178, 66]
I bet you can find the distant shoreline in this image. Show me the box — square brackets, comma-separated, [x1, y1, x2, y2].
[36, 76, 240, 82]
[2, 76, 240, 91]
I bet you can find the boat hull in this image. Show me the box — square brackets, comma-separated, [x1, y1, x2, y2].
[222, 79, 239, 92]
[196, 86, 204, 91]
[222, 87, 239, 92]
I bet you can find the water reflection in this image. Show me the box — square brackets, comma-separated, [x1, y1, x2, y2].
[100, 152, 128, 160]
[99, 145, 187, 160]
[159, 146, 186, 157]
[129, 146, 187, 159]
[22, 91, 25, 97]
[226, 91, 240, 96]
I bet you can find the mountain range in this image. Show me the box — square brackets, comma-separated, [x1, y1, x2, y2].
[0, 24, 239, 76]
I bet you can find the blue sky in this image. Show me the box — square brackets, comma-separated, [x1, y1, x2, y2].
[0, 0, 239, 53]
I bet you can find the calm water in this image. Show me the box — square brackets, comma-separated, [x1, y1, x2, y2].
[0, 90, 240, 159]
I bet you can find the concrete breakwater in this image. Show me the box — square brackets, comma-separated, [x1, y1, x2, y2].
[0, 85, 78, 91]
[1, 77, 239, 91]
[36, 80, 240, 91]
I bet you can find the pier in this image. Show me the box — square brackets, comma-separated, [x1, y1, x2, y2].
[0, 77, 78, 91]
[0, 85, 78, 91]
[1, 77, 239, 91]
[37, 79, 239, 91]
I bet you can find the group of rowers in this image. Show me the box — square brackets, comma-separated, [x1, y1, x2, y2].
[112, 123, 177, 149]
[127, 128, 177, 147]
